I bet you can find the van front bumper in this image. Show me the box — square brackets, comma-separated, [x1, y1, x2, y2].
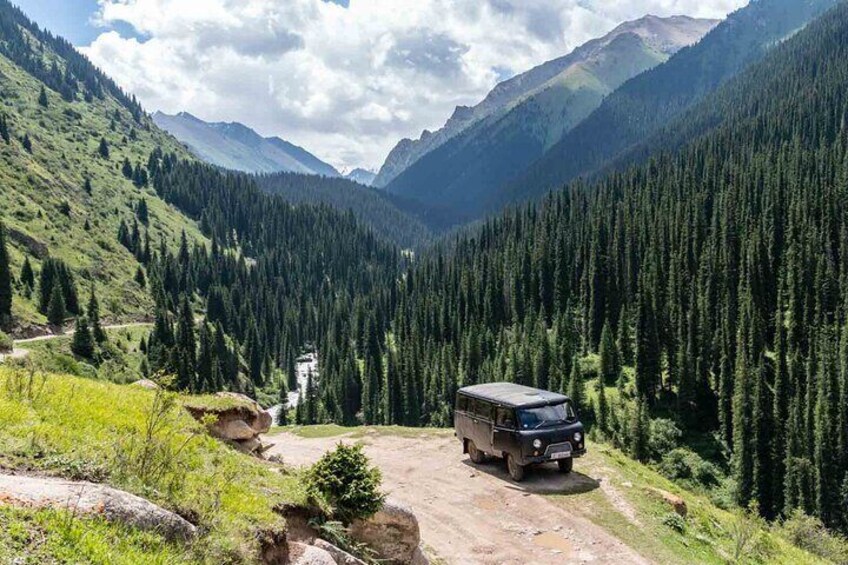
[522, 446, 586, 465]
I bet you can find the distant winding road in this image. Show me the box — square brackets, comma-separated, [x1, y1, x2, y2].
[0, 322, 152, 364]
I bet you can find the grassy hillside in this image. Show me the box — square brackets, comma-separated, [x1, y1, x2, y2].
[0, 28, 202, 332]
[0, 367, 307, 563]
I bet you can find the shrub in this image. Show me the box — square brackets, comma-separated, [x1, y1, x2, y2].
[777, 509, 848, 563]
[662, 512, 686, 533]
[659, 448, 692, 480]
[0, 331, 12, 353]
[659, 448, 721, 488]
[307, 443, 385, 524]
[647, 418, 682, 460]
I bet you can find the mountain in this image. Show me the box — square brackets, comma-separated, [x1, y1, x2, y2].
[254, 172, 431, 249]
[374, 14, 716, 189]
[344, 168, 377, 186]
[152, 111, 340, 176]
[380, 15, 717, 221]
[496, 0, 841, 211]
[0, 1, 204, 329]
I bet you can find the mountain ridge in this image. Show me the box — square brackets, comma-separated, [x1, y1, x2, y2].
[372, 14, 716, 189]
[494, 0, 842, 212]
[152, 111, 340, 177]
[380, 14, 717, 222]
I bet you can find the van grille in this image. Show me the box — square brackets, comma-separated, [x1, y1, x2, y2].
[544, 442, 573, 456]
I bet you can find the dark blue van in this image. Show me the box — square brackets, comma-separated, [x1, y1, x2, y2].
[454, 382, 586, 481]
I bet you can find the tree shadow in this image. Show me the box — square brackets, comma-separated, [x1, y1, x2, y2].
[460, 458, 600, 495]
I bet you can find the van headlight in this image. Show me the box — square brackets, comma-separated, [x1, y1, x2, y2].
[533, 439, 542, 449]
[573, 432, 582, 443]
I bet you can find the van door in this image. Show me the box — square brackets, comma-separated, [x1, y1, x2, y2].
[493, 406, 517, 457]
[468, 399, 494, 454]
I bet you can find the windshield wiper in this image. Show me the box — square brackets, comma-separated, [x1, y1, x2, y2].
[533, 419, 555, 429]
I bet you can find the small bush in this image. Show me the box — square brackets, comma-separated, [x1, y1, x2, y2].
[659, 448, 721, 488]
[662, 512, 686, 533]
[648, 418, 682, 460]
[307, 443, 385, 524]
[0, 331, 12, 353]
[777, 509, 848, 563]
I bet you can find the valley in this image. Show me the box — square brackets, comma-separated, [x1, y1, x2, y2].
[2, 0, 848, 563]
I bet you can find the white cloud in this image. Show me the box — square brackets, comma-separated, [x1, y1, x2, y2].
[84, 0, 746, 170]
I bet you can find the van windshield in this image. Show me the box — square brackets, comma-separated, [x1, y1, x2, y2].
[517, 402, 576, 429]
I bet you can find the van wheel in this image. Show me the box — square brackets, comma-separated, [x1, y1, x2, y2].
[507, 454, 525, 482]
[468, 441, 486, 464]
[557, 458, 573, 473]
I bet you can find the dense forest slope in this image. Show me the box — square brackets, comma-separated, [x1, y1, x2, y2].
[0, 0, 202, 330]
[255, 172, 432, 249]
[310, 0, 848, 534]
[382, 16, 716, 223]
[496, 0, 840, 213]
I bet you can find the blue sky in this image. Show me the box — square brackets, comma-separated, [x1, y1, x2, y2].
[14, 0, 141, 44]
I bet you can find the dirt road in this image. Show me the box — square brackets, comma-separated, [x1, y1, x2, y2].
[267, 430, 650, 565]
[0, 323, 152, 365]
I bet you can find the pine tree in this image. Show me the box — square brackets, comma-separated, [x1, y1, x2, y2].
[122, 158, 133, 179]
[87, 286, 106, 344]
[174, 298, 197, 391]
[37, 85, 48, 108]
[566, 357, 585, 413]
[630, 396, 650, 462]
[47, 283, 66, 327]
[20, 256, 34, 296]
[135, 266, 146, 288]
[634, 290, 660, 402]
[98, 137, 109, 159]
[70, 316, 94, 359]
[136, 198, 149, 225]
[83, 177, 92, 195]
[599, 321, 620, 385]
[21, 133, 31, 153]
[0, 222, 11, 324]
[596, 375, 609, 435]
[0, 113, 10, 143]
[196, 323, 214, 393]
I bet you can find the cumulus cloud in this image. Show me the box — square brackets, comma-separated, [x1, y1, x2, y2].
[83, 0, 746, 170]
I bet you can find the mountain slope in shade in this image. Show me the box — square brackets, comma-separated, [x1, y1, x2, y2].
[381, 15, 717, 221]
[496, 0, 841, 212]
[153, 111, 340, 177]
[254, 172, 431, 249]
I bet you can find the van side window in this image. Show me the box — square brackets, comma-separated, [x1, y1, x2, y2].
[496, 407, 515, 429]
[456, 395, 468, 412]
[474, 400, 493, 420]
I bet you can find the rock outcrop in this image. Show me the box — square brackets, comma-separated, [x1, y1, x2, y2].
[350, 499, 427, 565]
[288, 541, 337, 565]
[645, 487, 688, 517]
[313, 539, 367, 565]
[185, 392, 273, 457]
[0, 473, 196, 540]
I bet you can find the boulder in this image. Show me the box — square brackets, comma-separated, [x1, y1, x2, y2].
[288, 541, 337, 565]
[350, 499, 421, 564]
[184, 395, 273, 457]
[130, 379, 160, 390]
[313, 539, 366, 565]
[0, 473, 196, 540]
[646, 487, 688, 517]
